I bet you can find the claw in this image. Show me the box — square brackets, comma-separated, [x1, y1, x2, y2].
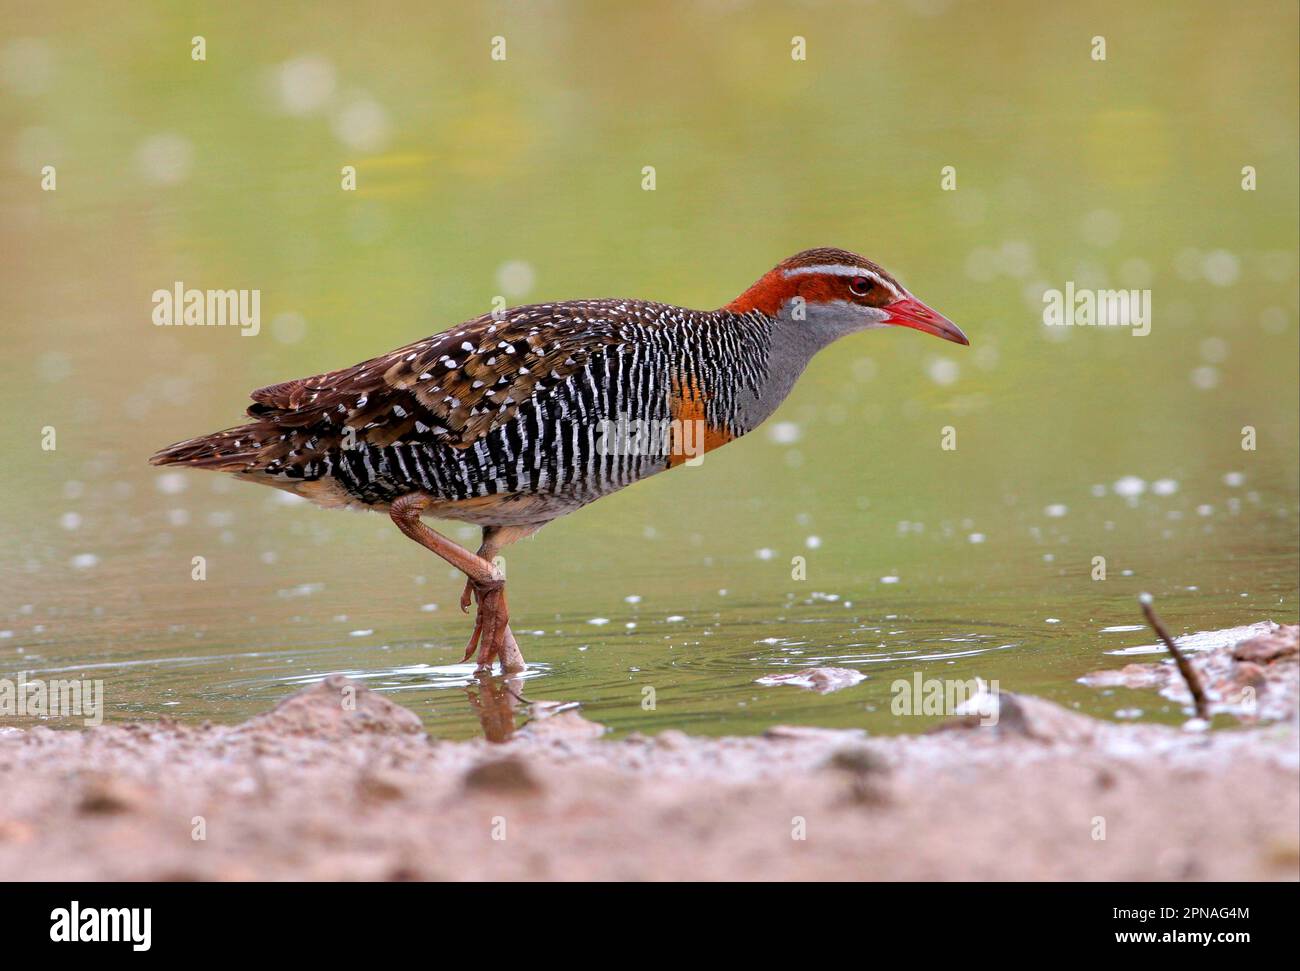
[461, 580, 508, 670]
[461, 617, 482, 663]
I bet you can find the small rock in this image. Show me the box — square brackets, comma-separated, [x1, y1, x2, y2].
[1079, 663, 1166, 689]
[1265, 838, 1300, 870]
[1233, 624, 1299, 664]
[237, 675, 424, 740]
[77, 774, 146, 815]
[1233, 661, 1267, 687]
[654, 729, 690, 750]
[826, 747, 891, 806]
[517, 710, 606, 740]
[755, 667, 867, 694]
[463, 757, 541, 795]
[1083, 621, 1298, 723]
[357, 770, 406, 803]
[933, 692, 1099, 744]
[826, 747, 888, 775]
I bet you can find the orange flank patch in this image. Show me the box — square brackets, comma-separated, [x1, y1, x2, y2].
[667, 374, 734, 468]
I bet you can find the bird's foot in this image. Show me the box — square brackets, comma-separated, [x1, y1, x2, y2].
[461, 579, 508, 671]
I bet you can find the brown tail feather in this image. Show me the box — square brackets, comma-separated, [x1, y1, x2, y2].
[149, 422, 276, 471]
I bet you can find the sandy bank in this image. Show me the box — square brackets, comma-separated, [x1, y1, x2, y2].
[1, 627, 1297, 882]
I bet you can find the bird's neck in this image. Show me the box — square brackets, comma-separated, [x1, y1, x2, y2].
[755, 310, 833, 426]
[705, 306, 830, 434]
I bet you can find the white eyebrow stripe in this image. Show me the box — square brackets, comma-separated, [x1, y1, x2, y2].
[781, 264, 902, 297]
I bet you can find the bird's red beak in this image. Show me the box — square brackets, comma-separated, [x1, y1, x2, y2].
[885, 296, 970, 346]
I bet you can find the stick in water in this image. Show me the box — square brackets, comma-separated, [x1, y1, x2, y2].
[1138, 593, 1210, 721]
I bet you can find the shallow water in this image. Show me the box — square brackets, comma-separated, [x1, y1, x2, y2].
[2, 1, 1297, 739]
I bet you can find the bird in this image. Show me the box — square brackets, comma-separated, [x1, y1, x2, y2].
[151, 247, 968, 673]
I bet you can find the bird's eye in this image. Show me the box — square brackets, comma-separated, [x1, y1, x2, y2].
[849, 277, 873, 296]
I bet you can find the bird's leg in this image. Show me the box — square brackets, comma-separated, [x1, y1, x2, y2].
[497, 622, 525, 673]
[389, 495, 519, 672]
[460, 529, 502, 614]
[456, 527, 526, 672]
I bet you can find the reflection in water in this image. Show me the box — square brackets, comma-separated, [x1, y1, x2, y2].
[464, 673, 527, 743]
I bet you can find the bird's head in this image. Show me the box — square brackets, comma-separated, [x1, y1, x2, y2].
[725, 247, 969, 346]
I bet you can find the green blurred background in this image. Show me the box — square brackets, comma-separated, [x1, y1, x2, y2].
[1, 0, 1297, 738]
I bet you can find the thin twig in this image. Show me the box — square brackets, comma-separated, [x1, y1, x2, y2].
[1139, 593, 1210, 721]
[504, 684, 535, 705]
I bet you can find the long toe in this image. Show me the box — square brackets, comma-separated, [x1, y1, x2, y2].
[473, 588, 509, 671]
[461, 613, 484, 663]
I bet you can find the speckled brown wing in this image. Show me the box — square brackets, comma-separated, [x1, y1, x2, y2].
[150, 305, 628, 475]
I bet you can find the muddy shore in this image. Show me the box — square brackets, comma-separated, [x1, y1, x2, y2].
[2, 627, 1297, 881]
